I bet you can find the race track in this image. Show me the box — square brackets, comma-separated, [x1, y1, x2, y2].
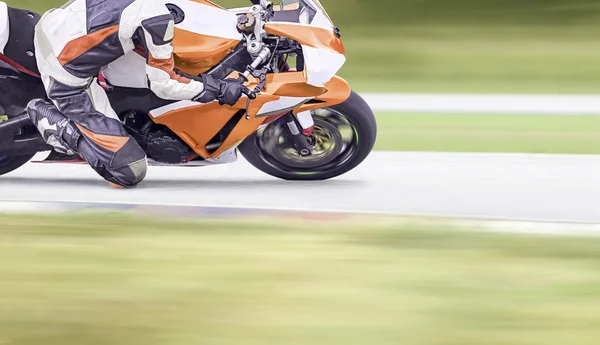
[364, 93, 600, 114]
[2, 151, 599, 223]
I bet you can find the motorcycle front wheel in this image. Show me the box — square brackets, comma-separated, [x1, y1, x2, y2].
[238, 91, 377, 181]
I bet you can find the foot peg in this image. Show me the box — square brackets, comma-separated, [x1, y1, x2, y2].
[0, 113, 34, 139]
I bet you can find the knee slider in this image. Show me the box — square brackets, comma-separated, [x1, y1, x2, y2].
[110, 157, 147, 188]
[109, 138, 148, 187]
[128, 157, 148, 185]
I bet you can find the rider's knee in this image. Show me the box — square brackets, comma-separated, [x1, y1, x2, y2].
[110, 139, 148, 187]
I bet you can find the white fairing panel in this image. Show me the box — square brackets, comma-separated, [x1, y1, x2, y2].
[148, 100, 201, 118]
[102, 51, 149, 88]
[302, 44, 345, 87]
[257, 96, 312, 116]
[298, 0, 346, 87]
[0, 2, 9, 54]
[168, 0, 242, 39]
[310, 9, 333, 30]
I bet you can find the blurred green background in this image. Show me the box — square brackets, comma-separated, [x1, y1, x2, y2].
[13, 0, 600, 94]
[7, 0, 600, 153]
[3, 2, 600, 343]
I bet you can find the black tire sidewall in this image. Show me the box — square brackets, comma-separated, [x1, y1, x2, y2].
[0, 120, 37, 176]
[0, 154, 35, 176]
[238, 91, 377, 181]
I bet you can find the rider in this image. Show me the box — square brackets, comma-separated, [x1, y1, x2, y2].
[26, 0, 244, 188]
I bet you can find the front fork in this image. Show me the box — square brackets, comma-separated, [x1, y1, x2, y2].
[283, 111, 314, 156]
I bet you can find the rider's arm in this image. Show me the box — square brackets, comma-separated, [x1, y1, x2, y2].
[135, 0, 205, 101]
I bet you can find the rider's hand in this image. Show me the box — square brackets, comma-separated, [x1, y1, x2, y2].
[217, 78, 244, 106]
[194, 74, 244, 106]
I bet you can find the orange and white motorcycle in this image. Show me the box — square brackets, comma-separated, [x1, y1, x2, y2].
[0, 0, 376, 181]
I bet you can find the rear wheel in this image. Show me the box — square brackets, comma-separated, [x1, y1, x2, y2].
[0, 154, 34, 175]
[0, 116, 36, 176]
[238, 91, 377, 180]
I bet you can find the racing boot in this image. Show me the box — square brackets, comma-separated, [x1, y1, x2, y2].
[26, 99, 81, 156]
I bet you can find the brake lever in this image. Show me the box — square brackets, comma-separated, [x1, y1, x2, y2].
[237, 66, 269, 119]
[237, 73, 258, 100]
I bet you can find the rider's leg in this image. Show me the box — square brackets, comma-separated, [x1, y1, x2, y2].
[27, 78, 147, 187]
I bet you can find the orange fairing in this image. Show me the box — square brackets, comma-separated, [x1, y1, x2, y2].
[225, 71, 328, 98]
[262, 72, 327, 97]
[152, 103, 239, 158]
[172, 28, 240, 75]
[152, 73, 351, 160]
[275, 2, 300, 11]
[293, 75, 352, 113]
[151, 94, 279, 159]
[210, 116, 266, 158]
[264, 23, 345, 55]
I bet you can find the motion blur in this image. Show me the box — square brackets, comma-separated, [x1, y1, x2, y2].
[1, 1, 600, 345]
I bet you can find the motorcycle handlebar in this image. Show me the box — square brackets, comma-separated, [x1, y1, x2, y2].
[236, 47, 271, 100]
[241, 84, 257, 99]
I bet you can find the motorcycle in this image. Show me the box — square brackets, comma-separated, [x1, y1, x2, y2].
[0, 0, 377, 181]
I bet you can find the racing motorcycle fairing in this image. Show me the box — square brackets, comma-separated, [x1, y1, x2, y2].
[138, 0, 351, 161]
[264, 21, 345, 87]
[0, 0, 356, 169]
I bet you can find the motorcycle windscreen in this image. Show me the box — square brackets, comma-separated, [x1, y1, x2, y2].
[273, 0, 329, 27]
[268, 0, 346, 87]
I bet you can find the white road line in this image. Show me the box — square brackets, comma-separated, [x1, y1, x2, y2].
[362, 93, 600, 114]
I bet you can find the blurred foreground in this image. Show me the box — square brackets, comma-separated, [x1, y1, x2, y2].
[2, 212, 600, 345]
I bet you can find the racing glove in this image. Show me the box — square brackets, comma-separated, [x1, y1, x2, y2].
[194, 74, 244, 106]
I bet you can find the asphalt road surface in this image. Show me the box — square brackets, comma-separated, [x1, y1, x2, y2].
[1, 151, 599, 223]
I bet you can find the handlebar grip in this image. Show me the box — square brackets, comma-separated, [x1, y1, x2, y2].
[237, 71, 250, 83]
[241, 86, 256, 99]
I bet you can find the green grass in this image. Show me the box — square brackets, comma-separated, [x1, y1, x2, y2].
[340, 25, 600, 94]
[374, 112, 600, 153]
[2, 212, 600, 345]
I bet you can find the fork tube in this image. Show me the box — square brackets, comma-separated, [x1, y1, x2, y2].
[283, 112, 313, 156]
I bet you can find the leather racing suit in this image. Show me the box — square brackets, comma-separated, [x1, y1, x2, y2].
[26, 0, 243, 187]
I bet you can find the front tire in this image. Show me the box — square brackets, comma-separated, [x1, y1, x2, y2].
[238, 91, 377, 181]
